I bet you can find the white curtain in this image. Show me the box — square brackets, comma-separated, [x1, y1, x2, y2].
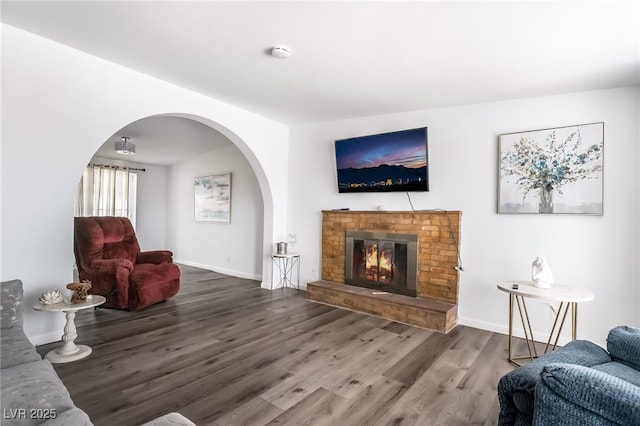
[75, 164, 137, 227]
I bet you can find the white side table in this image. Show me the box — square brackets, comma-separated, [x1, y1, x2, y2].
[497, 280, 593, 366]
[271, 253, 300, 291]
[33, 295, 106, 363]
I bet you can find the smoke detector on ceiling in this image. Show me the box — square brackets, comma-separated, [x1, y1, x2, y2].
[271, 46, 290, 59]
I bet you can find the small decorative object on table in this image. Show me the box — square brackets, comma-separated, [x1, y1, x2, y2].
[39, 289, 64, 305]
[276, 242, 288, 254]
[66, 280, 92, 303]
[531, 256, 554, 289]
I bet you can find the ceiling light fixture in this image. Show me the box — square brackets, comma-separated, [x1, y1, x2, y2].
[115, 136, 136, 155]
[271, 46, 290, 59]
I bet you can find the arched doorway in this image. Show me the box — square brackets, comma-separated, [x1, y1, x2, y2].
[76, 114, 271, 282]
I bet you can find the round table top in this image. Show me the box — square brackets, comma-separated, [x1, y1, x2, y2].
[33, 295, 106, 312]
[272, 252, 300, 258]
[497, 281, 594, 303]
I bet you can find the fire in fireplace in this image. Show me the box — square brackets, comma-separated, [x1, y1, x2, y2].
[345, 231, 418, 297]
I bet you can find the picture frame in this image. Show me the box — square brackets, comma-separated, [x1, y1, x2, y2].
[194, 172, 231, 223]
[498, 122, 604, 215]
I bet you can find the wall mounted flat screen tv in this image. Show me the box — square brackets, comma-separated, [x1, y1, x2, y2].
[335, 127, 429, 193]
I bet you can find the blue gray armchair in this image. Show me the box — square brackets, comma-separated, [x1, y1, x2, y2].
[497, 325, 640, 425]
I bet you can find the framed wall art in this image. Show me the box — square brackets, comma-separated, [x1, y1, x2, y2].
[498, 122, 604, 215]
[194, 172, 231, 223]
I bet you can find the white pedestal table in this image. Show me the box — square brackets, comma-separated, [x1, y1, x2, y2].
[33, 295, 106, 363]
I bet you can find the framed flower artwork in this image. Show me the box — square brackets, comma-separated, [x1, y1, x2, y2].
[498, 122, 604, 215]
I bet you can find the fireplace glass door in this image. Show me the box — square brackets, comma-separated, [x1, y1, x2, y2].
[345, 231, 418, 297]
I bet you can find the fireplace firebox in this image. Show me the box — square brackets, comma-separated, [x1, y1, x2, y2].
[345, 231, 418, 297]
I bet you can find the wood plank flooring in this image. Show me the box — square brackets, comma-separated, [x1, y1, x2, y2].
[36, 265, 522, 426]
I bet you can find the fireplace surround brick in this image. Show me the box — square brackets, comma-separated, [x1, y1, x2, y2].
[307, 210, 462, 333]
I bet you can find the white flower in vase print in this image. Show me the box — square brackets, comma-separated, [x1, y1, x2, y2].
[501, 127, 603, 202]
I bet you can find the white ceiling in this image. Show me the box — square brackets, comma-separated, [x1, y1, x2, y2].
[3, 1, 639, 165]
[94, 116, 233, 167]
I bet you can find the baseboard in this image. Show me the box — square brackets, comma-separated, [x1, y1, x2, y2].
[458, 316, 571, 346]
[174, 259, 262, 281]
[30, 331, 61, 346]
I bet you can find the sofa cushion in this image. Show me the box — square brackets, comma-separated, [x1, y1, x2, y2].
[1, 359, 90, 425]
[1, 328, 42, 369]
[1, 279, 24, 329]
[607, 325, 640, 371]
[537, 363, 640, 425]
[593, 361, 640, 387]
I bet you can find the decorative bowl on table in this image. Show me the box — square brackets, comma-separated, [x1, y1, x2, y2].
[39, 290, 64, 305]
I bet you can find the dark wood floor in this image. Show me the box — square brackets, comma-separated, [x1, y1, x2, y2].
[37, 265, 522, 425]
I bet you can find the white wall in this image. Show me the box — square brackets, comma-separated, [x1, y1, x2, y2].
[135, 163, 169, 251]
[168, 145, 264, 279]
[1, 25, 289, 343]
[288, 87, 640, 347]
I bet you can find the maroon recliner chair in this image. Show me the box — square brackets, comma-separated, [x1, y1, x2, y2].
[73, 216, 180, 310]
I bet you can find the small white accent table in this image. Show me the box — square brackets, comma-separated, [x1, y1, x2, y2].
[33, 295, 105, 363]
[271, 253, 300, 291]
[497, 280, 594, 366]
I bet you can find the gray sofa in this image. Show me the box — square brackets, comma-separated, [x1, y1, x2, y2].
[498, 325, 640, 425]
[1, 279, 93, 425]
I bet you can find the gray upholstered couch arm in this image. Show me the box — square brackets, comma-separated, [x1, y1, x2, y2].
[607, 325, 640, 370]
[1, 279, 94, 425]
[533, 363, 640, 425]
[497, 340, 612, 424]
[1, 278, 25, 330]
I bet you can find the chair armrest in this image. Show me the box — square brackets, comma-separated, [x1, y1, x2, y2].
[90, 258, 134, 273]
[87, 259, 134, 308]
[136, 250, 174, 264]
[533, 363, 640, 425]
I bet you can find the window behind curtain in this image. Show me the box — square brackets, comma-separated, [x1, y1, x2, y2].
[75, 164, 138, 228]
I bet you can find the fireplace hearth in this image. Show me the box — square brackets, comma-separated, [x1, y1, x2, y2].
[345, 231, 418, 297]
[307, 210, 462, 333]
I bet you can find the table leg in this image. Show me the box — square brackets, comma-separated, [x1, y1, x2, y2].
[272, 257, 288, 289]
[283, 257, 291, 287]
[518, 297, 537, 357]
[545, 302, 563, 352]
[508, 294, 513, 362]
[510, 295, 538, 366]
[45, 310, 92, 363]
[539, 302, 571, 355]
[272, 257, 299, 291]
[572, 302, 578, 340]
[511, 299, 579, 365]
[59, 311, 79, 355]
[271, 258, 275, 290]
[296, 255, 300, 291]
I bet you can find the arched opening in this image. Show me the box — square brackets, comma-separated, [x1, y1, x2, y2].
[75, 113, 270, 282]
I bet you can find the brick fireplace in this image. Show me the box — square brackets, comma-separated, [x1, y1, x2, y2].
[306, 210, 461, 333]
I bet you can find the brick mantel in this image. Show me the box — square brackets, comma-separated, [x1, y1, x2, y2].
[307, 210, 462, 332]
[320, 210, 461, 304]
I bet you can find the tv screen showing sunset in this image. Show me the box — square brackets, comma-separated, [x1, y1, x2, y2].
[335, 127, 428, 193]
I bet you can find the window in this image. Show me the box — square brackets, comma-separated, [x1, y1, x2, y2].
[75, 164, 137, 227]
